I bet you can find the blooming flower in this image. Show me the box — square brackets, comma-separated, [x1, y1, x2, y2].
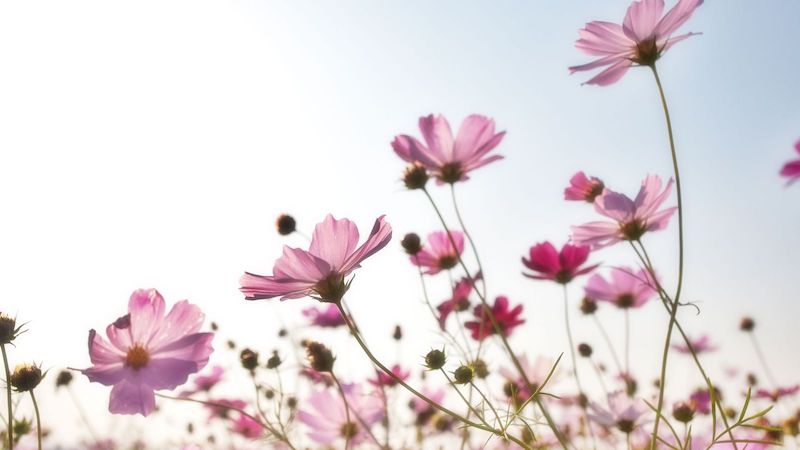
[436, 274, 479, 330]
[368, 364, 410, 388]
[411, 230, 465, 275]
[298, 383, 384, 447]
[569, 0, 704, 86]
[565, 171, 605, 202]
[231, 413, 263, 439]
[464, 296, 525, 341]
[522, 241, 598, 284]
[780, 139, 800, 184]
[671, 334, 717, 355]
[392, 114, 505, 184]
[589, 392, 649, 434]
[300, 367, 335, 387]
[571, 175, 677, 249]
[205, 398, 248, 421]
[689, 388, 714, 415]
[179, 365, 224, 398]
[584, 267, 657, 309]
[755, 385, 800, 402]
[302, 304, 347, 328]
[81, 289, 214, 416]
[240, 214, 392, 303]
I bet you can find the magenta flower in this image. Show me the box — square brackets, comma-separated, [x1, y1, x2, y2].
[755, 385, 800, 402]
[300, 367, 334, 387]
[780, 139, 800, 184]
[392, 114, 505, 184]
[571, 175, 677, 249]
[240, 214, 392, 303]
[302, 304, 347, 328]
[298, 383, 384, 446]
[570, 0, 704, 86]
[584, 267, 657, 309]
[565, 171, 605, 202]
[464, 296, 525, 341]
[671, 334, 717, 355]
[368, 364, 410, 388]
[81, 289, 214, 416]
[689, 388, 712, 414]
[231, 413, 263, 439]
[179, 365, 224, 398]
[411, 230, 465, 275]
[436, 274, 480, 330]
[588, 392, 648, 433]
[522, 241, 598, 284]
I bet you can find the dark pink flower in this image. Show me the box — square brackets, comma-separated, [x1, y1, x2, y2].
[672, 335, 717, 355]
[302, 304, 347, 328]
[368, 364, 410, 388]
[411, 231, 465, 275]
[689, 388, 718, 414]
[298, 383, 384, 446]
[436, 274, 480, 330]
[570, 0, 704, 86]
[571, 175, 677, 249]
[392, 114, 505, 184]
[755, 385, 800, 402]
[464, 296, 525, 341]
[565, 171, 605, 202]
[231, 413, 263, 439]
[780, 139, 800, 185]
[300, 367, 334, 387]
[179, 365, 224, 398]
[240, 214, 392, 303]
[81, 289, 214, 416]
[205, 398, 248, 421]
[522, 241, 598, 284]
[584, 267, 657, 309]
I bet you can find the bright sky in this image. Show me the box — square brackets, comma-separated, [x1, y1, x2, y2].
[1, 0, 798, 446]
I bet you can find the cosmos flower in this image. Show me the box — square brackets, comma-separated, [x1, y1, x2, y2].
[671, 335, 717, 355]
[392, 114, 505, 184]
[571, 175, 676, 249]
[302, 304, 347, 328]
[240, 214, 392, 303]
[522, 241, 598, 284]
[570, 0, 704, 86]
[464, 296, 525, 341]
[81, 289, 214, 416]
[411, 230, 465, 275]
[565, 171, 605, 202]
[436, 274, 480, 330]
[179, 365, 224, 398]
[589, 392, 649, 434]
[298, 383, 384, 447]
[780, 139, 800, 185]
[368, 364, 410, 388]
[584, 267, 657, 309]
[755, 385, 800, 402]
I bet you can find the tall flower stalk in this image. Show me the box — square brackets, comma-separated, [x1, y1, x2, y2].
[1, 344, 12, 450]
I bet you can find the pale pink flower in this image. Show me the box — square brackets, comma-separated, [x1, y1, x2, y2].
[392, 114, 505, 184]
[369, 364, 410, 388]
[300, 367, 334, 387]
[205, 398, 248, 421]
[298, 383, 384, 447]
[522, 241, 598, 284]
[571, 175, 677, 249]
[672, 334, 717, 355]
[570, 0, 703, 86]
[410, 386, 446, 416]
[302, 304, 347, 328]
[755, 385, 800, 402]
[231, 413, 263, 439]
[589, 391, 649, 434]
[584, 267, 657, 309]
[411, 230, 465, 275]
[179, 365, 224, 398]
[780, 139, 800, 185]
[565, 171, 605, 202]
[81, 289, 214, 416]
[240, 214, 392, 303]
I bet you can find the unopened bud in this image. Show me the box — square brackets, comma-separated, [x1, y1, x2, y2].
[240, 349, 259, 372]
[10, 364, 43, 392]
[453, 365, 474, 384]
[424, 349, 446, 370]
[276, 214, 297, 236]
[306, 341, 335, 373]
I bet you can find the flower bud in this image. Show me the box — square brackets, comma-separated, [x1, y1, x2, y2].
[580, 297, 598, 315]
[239, 348, 259, 373]
[403, 163, 429, 190]
[392, 325, 403, 341]
[672, 401, 695, 423]
[276, 214, 297, 236]
[10, 364, 43, 392]
[578, 343, 593, 358]
[306, 341, 335, 373]
[472, 359, 489, 379]
[0, 314, 19, 344]
[401, 233, 422, 256]
[266, 351, 282, 369]
[55, 370, 73, 389]
[740, 316, 755, 332]
[424, 349, 446, 370]
[453, 365, 474, 384]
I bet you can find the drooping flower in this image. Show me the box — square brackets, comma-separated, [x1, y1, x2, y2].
[464, 296, 525, 341]
[499, 354, 562, 403]
[565, 171, 605, 202]
[392, 114, 505, 184]
[240, 214, 392, 303]
[302, 304, 347, 328]
[436, 274, 480, 330]
[584, 267, 657, 309]
[589, 392, 649, 434]
[755, 385, 800, 402]
[81, 289, 214, 416]
[569, 0, 704, 86]
[522, 241, 598, 284]
[179, 365, 224, 398]
[411, 230, 465, 275]
[368, 364, 410, 388]
[298, 383, 384, 447]
[671, 335, 717, 355]
[780, 139, 800, 185]
[571, 175, 677, 249]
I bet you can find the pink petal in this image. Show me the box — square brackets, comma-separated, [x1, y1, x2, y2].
[391, 134, 444, 169]
[569, 53, 628, 74]
[623, 0, 665, 42]
[595, 190, 635, 222]
[272, 246, 332, 282]
[139, 356, 208, 390]
[575, 21, 634, 56]
[109, 380, 156, 416]
[654, 0, 704, 37]
[452, 115, 496, 162]
[128, 289, 166, 346]
[151, 332, 214, 363]
[419, 114, 455, 162]
[239, 272, 316, 301]
[341, 215, 392, 274]
[309, 214, 360, 272]
[582, 58, 632, 86]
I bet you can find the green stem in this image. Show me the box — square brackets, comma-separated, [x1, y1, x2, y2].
[1, 344, 12, 450]
[30, 390, 41, 450]
[591, 315, 624, 376]
[749, 333, 779, 388]
[450, 185, 487, 300]
[563, 286, 597, 449]
[648, 64, 685, 450]
[330, 372, 354, 450]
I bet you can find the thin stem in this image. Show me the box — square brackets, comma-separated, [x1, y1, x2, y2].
[1, 344, 13, 450]
[589, 358, 610, 398]
[330, 372, 354, 450]
[625, 309, 631, 378]
[563, 286, 597, 449]
[450, 185, 487, 300]
[649, 64, 686, 450]
[591, 315, 624, 376]
[440, 369, 490, 428]
[30, 390, 42, 450]
[749, 334, 779, 388]
[67, 386, 99, 442]
[470, 382, 503, 428]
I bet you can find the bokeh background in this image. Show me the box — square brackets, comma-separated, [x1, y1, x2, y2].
[1, 0, 798, 445]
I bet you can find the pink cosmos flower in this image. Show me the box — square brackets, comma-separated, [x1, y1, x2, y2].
[205, 398, 248, 421]
[179, 364, 224, 398]
[571, 175, 677, 249]
[522, 241, 598, 284]
[464, 296, 525, 341]
[584, 267, 657, 309]
[436, 274, 480, 330]
[240, 214, 392, 303]
[755, 385, 800, 402]
[298, 383, 384, 447]
[302, 304, 347, 328]
[780, 139, 800, 184]
[300, 367, 335, 387]
[500, 355, 562, 402]
[411, 230, 465, 275]
[231, 413, 263, 439]
[570, 0, 704, 86]
[392, 114, 505, 184]
[589, 392, 648, 434]
[410, 386, 446, 416]
[369, 364, 410, 388]
[672, 334, 717, 355]
[689, 388, 713, 415]
[565, 171, 605, 202]
[81, 289, 214, 416]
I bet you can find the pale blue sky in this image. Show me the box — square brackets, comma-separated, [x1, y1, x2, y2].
[1, 0, 798, 445]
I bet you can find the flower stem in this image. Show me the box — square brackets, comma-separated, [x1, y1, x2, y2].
[30, 390, 42, 450]
[591, 315, 624, 376]
[648, 64, 686, 450]
[330, 372, 354, 450]
[563, 286, 597, 449]
[1, 344, 12, 450]
[450, 185, 487, 299]
[749, 333, 779, 388]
